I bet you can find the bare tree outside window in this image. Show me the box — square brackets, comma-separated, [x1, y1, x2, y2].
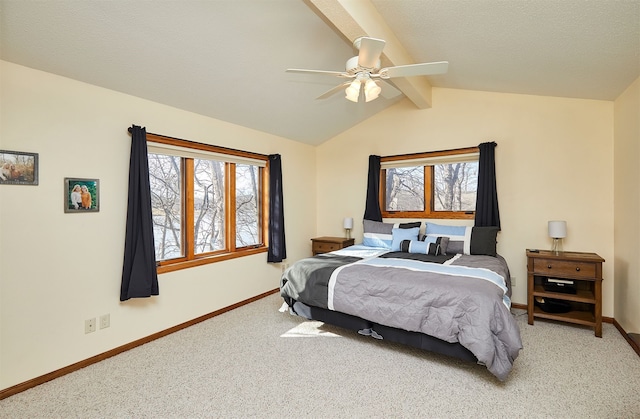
[385, 166, 425, 211]
[235, 164, 261, 247]
[384, 161, 478, 214]
[193, 159, 226, 254]
[149, 155, 263, 260]
[434, 162, 478, 211]
[146, 135, 268, 273]
[149, 153, 182, 260]
[381, 148, 478, 220]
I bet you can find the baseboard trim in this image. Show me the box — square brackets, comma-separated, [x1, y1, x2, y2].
[629, 334, 640, 356]
[613, 319, 640, 358]
[2, 292, 637, 400]
[518, 302, 637, 357]
[511, 302, 527, 310]
[0, 288, 279, 401]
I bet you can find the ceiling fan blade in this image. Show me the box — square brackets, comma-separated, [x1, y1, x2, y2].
[316, 82, 351, 100]
[357, 37, 386, 69]
[378, 79, 402, 99]
[286, 68, 349, 77]
[381, 61, 449, 79]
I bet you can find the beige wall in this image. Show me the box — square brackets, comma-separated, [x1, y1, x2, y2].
[0, 58, 630, 392]
[614, 76, 640, 334]
[317, 88, 614, 312]
[0, 61, 316, 390]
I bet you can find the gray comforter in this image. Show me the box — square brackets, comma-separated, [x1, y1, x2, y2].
[281, 251, 522, 381]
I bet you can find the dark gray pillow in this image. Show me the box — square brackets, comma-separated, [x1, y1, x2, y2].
[469, 227, 500, 257]
[399, 221, 422, 229]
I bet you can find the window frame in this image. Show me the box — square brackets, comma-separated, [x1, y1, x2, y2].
[380, 146, 479, 220]
[146, 133, 269, 274]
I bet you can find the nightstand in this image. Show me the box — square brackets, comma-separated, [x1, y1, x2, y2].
[527, 250, 605, 337]
[311, 236, 355, 255]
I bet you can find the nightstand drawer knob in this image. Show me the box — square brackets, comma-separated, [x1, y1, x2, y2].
[548, 264, 552, 269]
[576, 267, 580, 272]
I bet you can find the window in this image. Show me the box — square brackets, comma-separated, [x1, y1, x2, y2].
[380, 147, 479, 219]
[147, 134, 268, 273]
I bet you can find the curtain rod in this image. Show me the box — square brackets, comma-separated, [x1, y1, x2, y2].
[127, 126, 269, 160]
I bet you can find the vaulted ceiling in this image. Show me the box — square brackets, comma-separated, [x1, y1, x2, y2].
[1, 0, 639, 145]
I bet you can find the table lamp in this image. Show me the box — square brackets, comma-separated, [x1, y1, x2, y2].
[343, 217, 354, 239]
[548, 221, 567, 255]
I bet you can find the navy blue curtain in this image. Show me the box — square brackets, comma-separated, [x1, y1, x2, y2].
[364, 155, 383, 221]
[120, 125, 159, 301]
[474, 141, 501, 229]
[267, 154, 286, 262]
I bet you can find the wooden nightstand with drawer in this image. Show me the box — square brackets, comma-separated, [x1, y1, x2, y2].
[311, 237, 355, 255]
[527, 250, 605, 337]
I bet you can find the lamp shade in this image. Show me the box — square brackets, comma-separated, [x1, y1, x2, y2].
[345, 80, 361, 102]
[548, 221, 567, 238]
[343, 217, 354, 229]
[364, 79, 381, 102]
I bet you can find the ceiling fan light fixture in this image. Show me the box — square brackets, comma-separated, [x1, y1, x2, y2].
[345, 79, 361, 102]
[287, 37, 449, 102]
[364, 79, 381, 102]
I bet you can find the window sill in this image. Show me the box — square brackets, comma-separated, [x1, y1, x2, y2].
[157, 246, 268, 274]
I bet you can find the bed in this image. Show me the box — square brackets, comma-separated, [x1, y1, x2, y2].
[280, 220, 523, 381]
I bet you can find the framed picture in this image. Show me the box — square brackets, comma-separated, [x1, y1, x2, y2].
[0, 150, 39, 185]
[65, 178, 100, 213]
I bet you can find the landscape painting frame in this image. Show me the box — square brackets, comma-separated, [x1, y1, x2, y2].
[65, 178, 100, 213]
[0, 150, 39, 185]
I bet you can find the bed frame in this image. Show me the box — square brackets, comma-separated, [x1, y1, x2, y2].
[292, 301, 478, 363]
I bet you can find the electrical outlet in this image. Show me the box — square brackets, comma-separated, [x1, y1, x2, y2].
[85, 318, 96, 334]
[281, 263, 289, 273]
[99, 314, 110, 329]
[511, 276, 516, 287]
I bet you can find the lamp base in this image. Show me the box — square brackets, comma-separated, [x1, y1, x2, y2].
[551, 238, 563, 255]
[345, 229, 351, 239]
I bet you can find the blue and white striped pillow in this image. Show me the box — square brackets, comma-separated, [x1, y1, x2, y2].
[425, 222, 472, 254]
[399, 238, 448, 255]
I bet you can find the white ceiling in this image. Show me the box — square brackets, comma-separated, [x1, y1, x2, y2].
[1, 0, 639, 146]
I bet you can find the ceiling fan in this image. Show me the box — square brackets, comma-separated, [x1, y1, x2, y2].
[286, 36, 449, 103]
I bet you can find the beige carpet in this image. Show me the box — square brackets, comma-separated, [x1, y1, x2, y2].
[1, 293, 639, 418]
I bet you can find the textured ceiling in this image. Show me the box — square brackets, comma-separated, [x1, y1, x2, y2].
[1, 0, 639, 146]
[372, 0, 640, 99]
